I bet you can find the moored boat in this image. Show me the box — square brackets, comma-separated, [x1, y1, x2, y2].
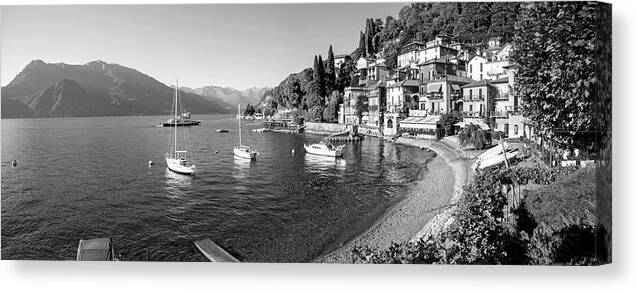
[161, 112, 201, 127]
[165, 80, 196, 175]
[233, 104, 259, 160]
[304, 141, 344, 157]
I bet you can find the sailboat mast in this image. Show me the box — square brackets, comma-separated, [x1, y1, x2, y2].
[238, 104, 242, 146]
[174, 79, 178, 155]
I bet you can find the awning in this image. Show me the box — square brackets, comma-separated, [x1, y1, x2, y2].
[400, 115, 441, 130]
[451, 84, 461, 91]
[427, 83, 442, 93]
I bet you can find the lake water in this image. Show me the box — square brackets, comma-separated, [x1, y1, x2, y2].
[1, 115, 433, 262]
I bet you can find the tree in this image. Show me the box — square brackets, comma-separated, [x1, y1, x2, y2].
[322, 91, 343, 123]
[317, 55, 327, 97]
[439, 110, 463, 136]
[243, 103, 255, 116]
[358, 31, 366, 58]
[511, 2, 611, 152]
[326, 45, 336, 94]
[354, 95, 368, 125]
[459, 123, 491, 150]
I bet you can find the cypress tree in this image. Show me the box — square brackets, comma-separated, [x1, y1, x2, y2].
[358, 31, 366, 58]
[317, 54, 326, 98]
[366, 18, 374, 57]
[326, 45, 336, 94]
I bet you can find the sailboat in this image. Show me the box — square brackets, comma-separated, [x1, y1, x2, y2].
[165, 80, 196, 175]
[233, 104, 258, 160]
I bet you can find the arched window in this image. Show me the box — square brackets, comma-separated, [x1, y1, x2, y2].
[387, 119, 393, 128]
[420, 103, 426, 110]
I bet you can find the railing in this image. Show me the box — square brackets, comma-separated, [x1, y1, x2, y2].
[409, 109, 428, 117]
[494, 93, 510, 100]
[491, 110, 509, 118]
[463, 96, 485, 101]
[462, 111, 485, 117]
[427, 93, 443, 100]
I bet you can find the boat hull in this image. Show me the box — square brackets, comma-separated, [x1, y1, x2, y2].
[162, 120, 201, 127]
[304, 144, 343, 157]
[478, 150, 519, 170]
[233, 147, 257, 160]
[166, 157, 196, 175]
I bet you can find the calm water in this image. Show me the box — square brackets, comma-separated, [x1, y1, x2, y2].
[1, 115, 432, 262]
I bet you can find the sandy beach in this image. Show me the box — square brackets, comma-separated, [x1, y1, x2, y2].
[317, 136, 473, 263]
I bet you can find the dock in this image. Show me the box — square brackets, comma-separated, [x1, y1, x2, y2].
[193, 238, 239, 262]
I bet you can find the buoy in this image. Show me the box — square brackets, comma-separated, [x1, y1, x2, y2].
[148, 160, 153, 167]
[215, 150, 219, 154]
[291, 149, 295, 155]
[11, 160, 17, 167]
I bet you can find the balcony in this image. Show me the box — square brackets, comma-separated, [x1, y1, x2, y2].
[491, 110, 510, 118]
[463, 95, 485, 102]
[494, 93, 510, 100]
[462, 111, 485, 118]
[426, 93, 443, 100]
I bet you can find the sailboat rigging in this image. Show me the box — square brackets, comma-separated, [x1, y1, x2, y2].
[165, 79, 196, 175]
[233, 104, 258, 160]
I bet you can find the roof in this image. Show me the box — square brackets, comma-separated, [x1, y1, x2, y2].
[400, 115, 441, 130]
[387, 79, 420, 88]
[492, 77, 509, 84]
[418, 57, 457, 66]
[462, 80, 491, 89]
[365, 81, 387, 90]
[334, 54, 348, 59]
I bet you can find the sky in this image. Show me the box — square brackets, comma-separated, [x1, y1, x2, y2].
[0, 3, 405, 90]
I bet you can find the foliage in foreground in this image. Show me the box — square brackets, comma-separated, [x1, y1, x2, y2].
[352, 165, 607, 265]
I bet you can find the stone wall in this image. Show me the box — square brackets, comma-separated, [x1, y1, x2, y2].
[305, 122, 351, 135]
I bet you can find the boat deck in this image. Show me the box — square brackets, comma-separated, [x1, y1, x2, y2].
[193, 238, 239, 262]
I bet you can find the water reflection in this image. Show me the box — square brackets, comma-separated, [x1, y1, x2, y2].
[164, 168, 193, 198]
[232, 156, 255, 180]
[304, 154, 347, 172]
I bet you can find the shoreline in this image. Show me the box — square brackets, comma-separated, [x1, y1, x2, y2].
[316, 136, 473, 263]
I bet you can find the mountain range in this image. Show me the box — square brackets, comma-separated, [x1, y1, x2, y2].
[1, 60, 270, 118]
[181, 85, 270, 110]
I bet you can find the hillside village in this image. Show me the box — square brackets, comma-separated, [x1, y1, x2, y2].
[336, 34, 526, 140]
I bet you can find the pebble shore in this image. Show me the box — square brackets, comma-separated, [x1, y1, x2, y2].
[316, 136, 473, 263]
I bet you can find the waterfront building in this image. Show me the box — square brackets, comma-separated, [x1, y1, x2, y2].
[364, 81, 387, 128]
[468, 55, 488, 81]
[419, 75, 474, 115]
[461, 79, 494, 118]
[339, 86, 367, 125]
[383, 79, 420, 136]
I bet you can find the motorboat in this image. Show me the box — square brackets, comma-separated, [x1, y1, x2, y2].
[161, 112, 201, 127]
[304, 140, 344, 157]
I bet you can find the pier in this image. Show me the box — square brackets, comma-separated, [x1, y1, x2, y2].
[193, 238, 239, 262]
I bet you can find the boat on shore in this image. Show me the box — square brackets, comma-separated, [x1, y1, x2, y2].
[233, 104, 259, 160]
[477, 150, 519, 170]
[216, 129, 229, 133]
[304, 140, 344, 157]
[161, 112, 201, 127]
[165, 80, 196, 175]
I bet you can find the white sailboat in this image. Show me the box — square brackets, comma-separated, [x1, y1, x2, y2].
[165, 80, 196, 175]
[233, 104, 258, 160]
